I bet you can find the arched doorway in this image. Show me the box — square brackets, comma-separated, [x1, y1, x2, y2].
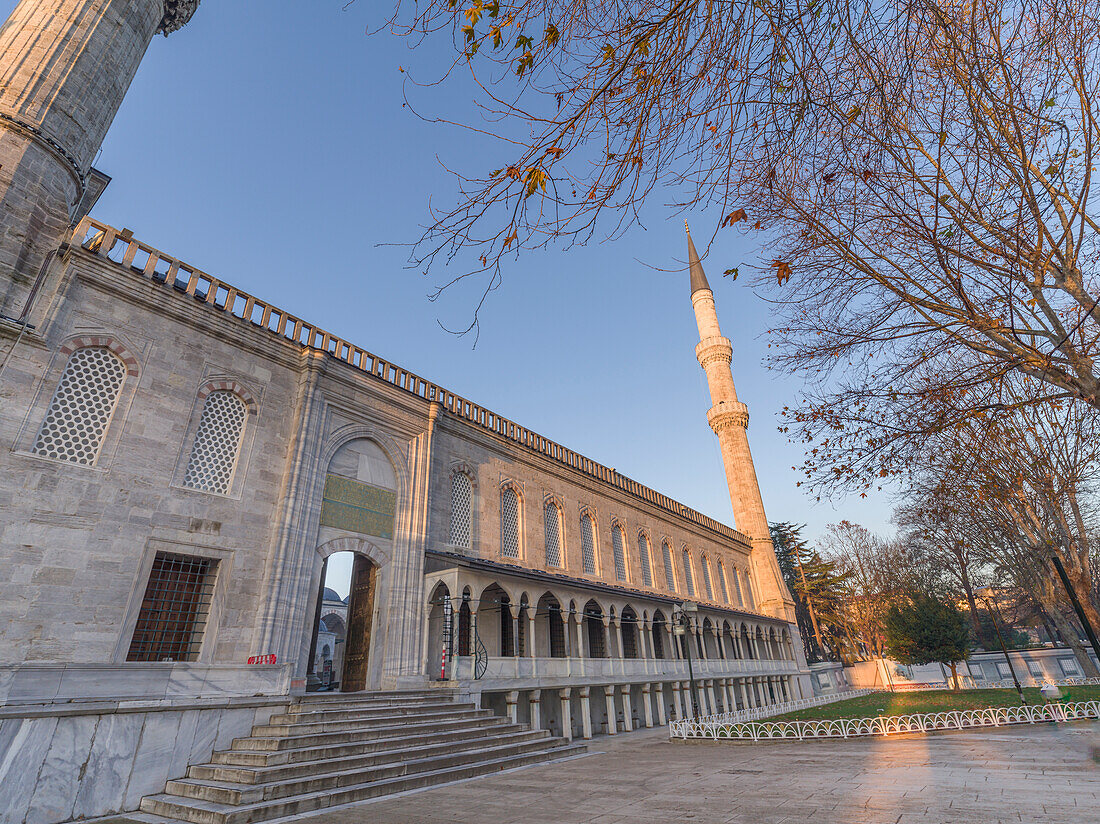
[306, 548, 379, 692]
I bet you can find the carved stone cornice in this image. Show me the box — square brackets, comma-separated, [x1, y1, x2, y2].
[158, 0, 200, 35]
[695, 336, 732, 369]
[707, 401, 750, 433]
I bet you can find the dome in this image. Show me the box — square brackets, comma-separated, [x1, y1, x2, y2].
[322, 587, 342, 603]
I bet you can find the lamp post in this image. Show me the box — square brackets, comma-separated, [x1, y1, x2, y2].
[674, 601, 700, 718]
[984, 596, 1026, 705]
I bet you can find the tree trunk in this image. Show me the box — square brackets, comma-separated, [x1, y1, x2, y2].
[948, 662, 960, 691]
[1047, 608, 1100, 678]
[954, 549, 984, 645]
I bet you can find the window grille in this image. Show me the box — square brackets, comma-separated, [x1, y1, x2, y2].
[732, 568, 745, 606]
[548, 602, 566, 657]
[638, 533, 653, 587]
[1059, 657, 1083, 676]
[183, 391, 246, 494]
[501, 487, 520, 558]
[450, 473, 472, 547]
[580, 513, 597, 575]
[701, 556, 714, 600]
[33, 346, 126, 465]
[716, 560, 729, 603]
[682, 549, 695, 597]
[652, 618, 665, 659]
[662, 542, 676, 592]
[611, 525, 628, 582]
[499, 596, 515, 655]
[585, 607, 606, 657]
[743, 571, 755, 608]
[621, 618, 638, 658]
[544, 502, 562, 567]
[126, 552, 217, 662]
[458, 600, 471, 656]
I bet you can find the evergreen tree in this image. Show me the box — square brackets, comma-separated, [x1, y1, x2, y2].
[883, 594, 971, 691]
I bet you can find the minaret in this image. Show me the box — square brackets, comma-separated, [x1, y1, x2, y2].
[0, 0, 201, 319]
[686, 223, 796, 622]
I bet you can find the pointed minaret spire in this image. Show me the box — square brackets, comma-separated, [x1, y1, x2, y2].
[686, 225, 796, 623]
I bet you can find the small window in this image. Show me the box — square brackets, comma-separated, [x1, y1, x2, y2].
[996, 662, 1012, 678]
[126, 552, 217, 662]
[1027, 660, 1043, 677]
[742, 571, 755, 608]
[544, 502, 562, 568]
[681, 548, 695, 597]
[611, 524, 628, 582]
[638, 533, 653, 587]
[1059, 657, 1083, 677]
[662, 542, 676, 592]
[33, 346, 127, 465]
[184, 391, 247, 494]
[451, 473, 472, 548]
[501, 487, 521, 558]
[701, 555, 714, 600]
[716, 560, 729, 602]
[580, 513, 597, 575]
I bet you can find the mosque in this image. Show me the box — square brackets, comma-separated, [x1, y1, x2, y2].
[0, 2, 809, 822]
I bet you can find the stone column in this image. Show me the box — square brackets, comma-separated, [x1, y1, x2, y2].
[505, 690, 519, 723]
[705, 680, 717, 715]
[640, 621, 652, 659]
[528, 690, 542, 730]
[667, 624, 679, 659]
[642, 683, 654, 727]
[603, 685, 618, 735]
[696, 621, 708, 660]
[655, 683, 668, 725]
[724, 679, 736, 713]
[613, 618, 624, 661]
[578, 687, 593, 739]
[715, 626, 726, 660]
[739, 678, 750, 710]
[526, 611, 537, 658]
[559, 688, 573, 741]
[509, 604, 521, 657]
[574, 613, 586, 659]
[619, 685, 634, 732]
[671, 681, 684, 719]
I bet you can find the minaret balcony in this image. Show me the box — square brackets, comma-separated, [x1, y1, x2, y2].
[695, 336, 733, 368]
[707, 401, 750, 432]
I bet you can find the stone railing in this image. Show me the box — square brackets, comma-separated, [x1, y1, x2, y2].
[455, 655, 799, 683]
[670, 700, 1100, 741]
[71, 218, 752, 549]
[669, 689, 874, 738]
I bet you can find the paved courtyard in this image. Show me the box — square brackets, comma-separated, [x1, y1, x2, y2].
[295, 722, 1100, 824]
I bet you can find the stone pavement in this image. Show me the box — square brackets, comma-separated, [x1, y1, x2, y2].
[290, 722, 1100, 824]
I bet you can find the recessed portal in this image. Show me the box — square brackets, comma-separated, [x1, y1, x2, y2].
[307, 550, 377, 692]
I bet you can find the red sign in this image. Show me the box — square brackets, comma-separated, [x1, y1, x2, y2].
[247, 654, 277, 665]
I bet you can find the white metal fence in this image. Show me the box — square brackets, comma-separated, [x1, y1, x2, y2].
[669, 689, 876, 736]
[670, 700, 1100, 741]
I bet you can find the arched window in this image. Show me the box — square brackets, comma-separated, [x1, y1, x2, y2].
[731, 567, 745, 606]
[743, 570, 756, 608]
[580, 513, 597, 575]
[611, 524, 628, 582]
[716, 559, 729, 603]
[544, 501, 563, 568]
[33, 346, 127, 466]
[662, 541, 676, 592]
[681, 548, 695, 597]
[700, 555, 714, 600]
[501, 486, 521, 558]
[638, 533, 653, 587]
[184, 390, 247, 494]
[450, 473, 472, 548]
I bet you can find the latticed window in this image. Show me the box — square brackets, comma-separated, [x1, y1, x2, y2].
[184, 391, 246, 494]
[611, 525, 628, 581]
[33, 346, 126, 465]
[716, 560, 729, 602]
[701, 556, 714, 600]
[662, 542, 676, 592]
[126, 552, 217, 662]
[682, 548, 695, 597]
[580, 513, 597, 575]
[638, 533, 653, 587]
[501, 487, 521, 558]
[544, 502, 562, 567]
[450, 473, 472, 547]
[732, 567, 745, 606]
[743, 571, 755, 608]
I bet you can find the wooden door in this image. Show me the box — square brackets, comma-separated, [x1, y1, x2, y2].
[340, 555, 375, 692]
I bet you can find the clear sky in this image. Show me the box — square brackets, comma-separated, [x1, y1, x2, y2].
[9, 1, 894, 571]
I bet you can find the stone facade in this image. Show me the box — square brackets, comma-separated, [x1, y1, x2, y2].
[0, 2, 808, 821]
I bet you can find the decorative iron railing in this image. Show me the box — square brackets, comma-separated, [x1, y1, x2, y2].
[670, 700, 1100, 741]
[70, 218, 756, 555]
[682, 689, 878, 729]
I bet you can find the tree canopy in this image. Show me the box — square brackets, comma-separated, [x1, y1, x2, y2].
[883, 593, 971, 689]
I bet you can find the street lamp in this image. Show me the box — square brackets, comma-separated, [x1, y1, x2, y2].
[674, 601, 700, 719]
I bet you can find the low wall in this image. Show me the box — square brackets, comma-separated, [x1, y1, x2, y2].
[807, 661, 850, 696]
[0, 697, 288, 824]
[844, 648, 1099, 690]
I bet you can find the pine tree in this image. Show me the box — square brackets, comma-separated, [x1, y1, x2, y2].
[883, 594, 971, 691]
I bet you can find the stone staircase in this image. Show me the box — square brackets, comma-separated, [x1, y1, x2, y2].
[140, 690, 585, 824]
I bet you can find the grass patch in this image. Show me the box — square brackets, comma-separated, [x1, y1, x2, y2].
[771, 686, 1100, 721]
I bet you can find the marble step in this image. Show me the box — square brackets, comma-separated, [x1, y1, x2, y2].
[141, 743, 587, 824]
[230, 714, 511, 751]
[210, 721, 546, 767]
[191, 728, 552, 783]
[252, 706, 488, 734]
[168, 736, 575, 804]
[290, 690, 449, 709]
[273, 698, 462, 723]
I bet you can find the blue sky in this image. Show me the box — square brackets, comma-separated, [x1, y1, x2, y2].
[12, 1, 894, 559]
